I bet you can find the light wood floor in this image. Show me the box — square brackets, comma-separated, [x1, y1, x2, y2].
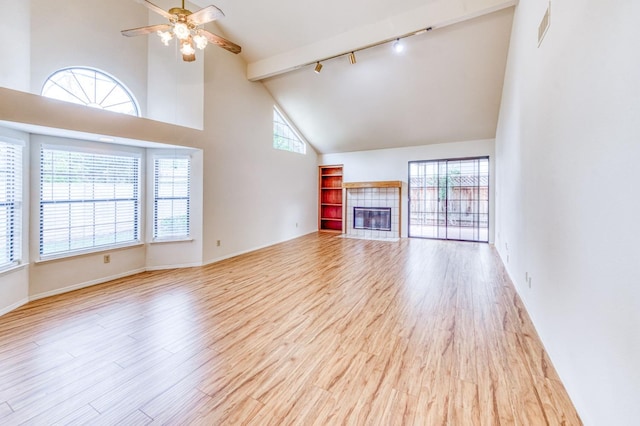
[0, 233, 581, 425]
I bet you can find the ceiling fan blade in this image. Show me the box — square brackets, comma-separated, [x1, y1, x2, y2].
[134, 0, 174, 20]
[201, 30, 241, 54]
[182, 53, 196, 62]
[121, 23, 172, 37]
[188, 5, 225, 26]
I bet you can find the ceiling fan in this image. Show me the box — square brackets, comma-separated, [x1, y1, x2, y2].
[121, 0, 241, 62]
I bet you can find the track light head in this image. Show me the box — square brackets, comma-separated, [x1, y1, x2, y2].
[348, 52, 357, 65]
[314, 62, 323, 73]
[393, 38, 404, 53]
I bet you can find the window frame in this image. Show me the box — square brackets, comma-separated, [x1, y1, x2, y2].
[152, 154, 191, 242]
[38, 144, 142, 261]
[0, 137, 23, 271]
[41, 66, 141, 117]
[273, 105, 307, 155]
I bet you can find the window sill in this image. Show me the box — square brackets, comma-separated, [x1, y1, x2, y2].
[0, 262, 28, 277]
[150, 237, 193, 245]
[35, 242, 144, 264]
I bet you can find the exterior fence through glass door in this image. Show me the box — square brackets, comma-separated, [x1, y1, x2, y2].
[408, 157, 489, 242]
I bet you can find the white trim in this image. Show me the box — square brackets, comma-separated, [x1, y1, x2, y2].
[273, 104, 308, 154]
[149, 238, 193, 244]
[0, 297, 29, 317]
[152, 155, 191, 240]
[203, 231, 317, 266]
[0, 135, 25, 147]
[29, 267, 147, 302]
[40, 142, 143, 158]
[0, 263, 28, 277]
[36, 243, 145, 264]
[146, 262, 202, 271]
[41, 66, 141, 117]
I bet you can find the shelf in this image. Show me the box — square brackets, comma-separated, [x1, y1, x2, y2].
[319, 229, 342, 234]
[319, 165, 344, 233]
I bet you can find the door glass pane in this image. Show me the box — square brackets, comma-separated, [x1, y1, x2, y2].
[409, 157, 489, 242]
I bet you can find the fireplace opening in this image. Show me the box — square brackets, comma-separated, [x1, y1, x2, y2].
[354, 207, 392, 231]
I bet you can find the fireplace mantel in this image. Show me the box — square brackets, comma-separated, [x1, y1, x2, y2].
[342, 181, 402, 189]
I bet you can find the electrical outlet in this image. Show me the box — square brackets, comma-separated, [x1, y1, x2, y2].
[103, 254, 110, 264]
[216, 240, 221, 247]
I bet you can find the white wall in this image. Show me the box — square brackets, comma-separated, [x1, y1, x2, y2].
[494, 1, 640, 424]
[146, 0, 204, 129]
[0, 127, 29, 315]
[0, 0, 30, 91]
[199, 46, 319, 263]
[30, 0, 149, 113]
[28, 0, 205, 129]
[321, 139, 495, 240]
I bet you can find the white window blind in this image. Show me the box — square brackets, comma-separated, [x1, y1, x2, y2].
[273, 107, 306, 154]
[39, 146, 140, 257]
[154, 157, 190, 239]
[0, 140, 22, 269]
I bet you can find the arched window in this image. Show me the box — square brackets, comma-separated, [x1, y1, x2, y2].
[41, 67, 140, 116]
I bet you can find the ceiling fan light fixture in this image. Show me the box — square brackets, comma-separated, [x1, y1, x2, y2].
[157, 30, 174, 46]
[180, 38, 196, 56]
[193, 33, 208, 50]
[121, 1, 241, 62]
[174, 22, 190, 40]
[314, 62, 323, 73]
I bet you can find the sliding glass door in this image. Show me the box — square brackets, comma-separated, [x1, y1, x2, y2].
[408, 157, 489, 242]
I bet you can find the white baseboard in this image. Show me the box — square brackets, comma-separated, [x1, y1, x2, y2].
[203, 231, 317, 266]
[146, 262, 202, 271]
[29, 268, 147, 302]
[0, 297, 29, 317]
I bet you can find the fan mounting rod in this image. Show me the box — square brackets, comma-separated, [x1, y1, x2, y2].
[167, 1, 190, 17]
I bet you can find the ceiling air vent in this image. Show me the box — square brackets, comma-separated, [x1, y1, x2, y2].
[538, 3, 551, 46]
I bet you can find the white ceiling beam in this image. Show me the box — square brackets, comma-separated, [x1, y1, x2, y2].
[247, 0, 516, 81]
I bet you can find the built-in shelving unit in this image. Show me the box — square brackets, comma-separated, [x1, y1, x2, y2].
[319, 165, 344, 233]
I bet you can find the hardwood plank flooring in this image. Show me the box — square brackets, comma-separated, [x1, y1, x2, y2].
[0, 233, 581, 425]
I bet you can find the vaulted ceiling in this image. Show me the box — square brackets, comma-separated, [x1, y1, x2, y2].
[193, 0, 515, 154]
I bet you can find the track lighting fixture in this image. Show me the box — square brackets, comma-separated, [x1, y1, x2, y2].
[306, 26, 433, 73]
[392, 39, 405, 53]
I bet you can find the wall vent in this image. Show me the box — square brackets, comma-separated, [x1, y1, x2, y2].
[538, 3, 551, 46]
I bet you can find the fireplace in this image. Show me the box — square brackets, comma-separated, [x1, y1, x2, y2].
[354, 207, 392, 231]
[343, 181, 401, 240]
